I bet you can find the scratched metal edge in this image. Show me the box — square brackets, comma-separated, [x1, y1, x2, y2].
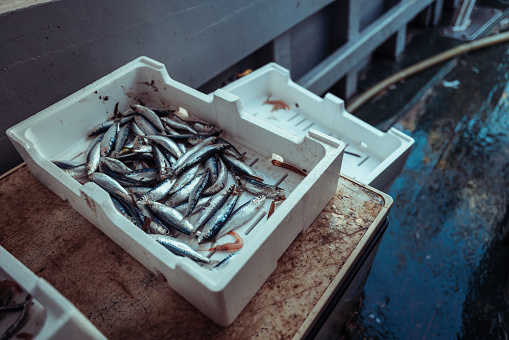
[293, 175, 393, 340]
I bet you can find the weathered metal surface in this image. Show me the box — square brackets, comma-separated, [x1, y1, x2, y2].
[0, 165, 390, 339]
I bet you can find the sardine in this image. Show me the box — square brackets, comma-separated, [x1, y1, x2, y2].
[194, 184, 235, 233]
[100, 121, 119, 157]
[145, 201, 195, 235]
[88, 172, 134, 205]
[237, 176, 285, 199]
[197, 192, 240, 244]
[184, 169, 210, 217]
[149, 234, 211, 263]
[173, 143, 230, 176]
[215, 195, 266, 239]
[131, 104, 166, 132]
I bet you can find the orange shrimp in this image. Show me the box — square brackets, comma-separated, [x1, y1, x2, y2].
[199, 231, 244, 252]
[267, 198, 285, 219]
[271, 159, 307, 176]
[263, 96, 290, 112]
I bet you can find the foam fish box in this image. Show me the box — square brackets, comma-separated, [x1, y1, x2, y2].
[7, 57, 345, 326]
[221, 63, 414, 191]
[0, 246, 106, 339]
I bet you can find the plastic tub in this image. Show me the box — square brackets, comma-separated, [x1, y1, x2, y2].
[0, 246, 106, 339]
[221, 63, 414, 191]
[7, 57, 345, 326]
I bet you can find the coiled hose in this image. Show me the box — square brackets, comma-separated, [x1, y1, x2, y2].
[346, 30, 509, 113]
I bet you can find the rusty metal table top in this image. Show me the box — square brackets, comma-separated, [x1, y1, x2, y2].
[0, 164, 391, 339]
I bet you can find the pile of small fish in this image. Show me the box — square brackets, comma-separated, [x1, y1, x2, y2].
[53, 103, 287, 269]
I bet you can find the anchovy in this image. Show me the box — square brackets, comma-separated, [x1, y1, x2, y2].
[205, 156, 218, 184]
[138, 177, 177, 202]
[161, 116, 198, 134]
[172, 136, 218, 170]
[88, 172, 134, 205]
[184, 170, 210, 217]
[86, 140, 102, 175]
[64, 164, 88, 178]
[100, 156, 133, 174]
[149, 234, 211, 263]
[194, 184, 235, 233]
[168, 163, 199, 195]
[87, 116, 133, 137]
[173, 143, 230, 176]
[131, 104, 166, 132]
[100, 121, 119, 157]
[237, 176, 285, 199]
[117, 152, 153, 162]
[52, 160, 84, 169]
[211, 251, 239, 270]
[143, 134, 183, 158]
[111, 195, 144, 228]
[137, 203, 174, 236]
[197, 192, 240, 244]
[220, 153, 257, 177]
[165, 172, 205, 207]
[130, 120, 146, 136]
[111, 123, 131, 158]
[134, 114, 159, 135]
[218, 137, 244, 159]
[153, 145, 172, 181]
[215, 195, 266, 239]
[126, 186, 153, 197]
[145, 201, 195, 235]
[173, 196, 212, 215]
[203, 156, 228, 196]
[192, 121, 216, 133]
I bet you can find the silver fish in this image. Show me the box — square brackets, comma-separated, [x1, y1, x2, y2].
[184, 169, 210, 217]
[215, 195, 266, 240]
[86, 141, 102, 175]
[143, 134, 183, 159]
[197, 192, 240, 244]
[237, 177, 285, 199]
[88, 172, 134, 205]
[138, 177, 177, 202]
[149, 234, 211, 263]
[161, 116, 198, 134]
[134, 114, 159, 135]
[203, 156, 228, 196]
[194, 184, 235, 233]
[100, 157, 133, 174]
[131, 104, 165, 132]
[165, 172, 205, 207]
[100, 121, 119, 157]
[144, 201, 195, 235]
[173, 143, 230, 176]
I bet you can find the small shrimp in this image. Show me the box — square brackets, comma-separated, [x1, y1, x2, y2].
[271, 159, 307, 176]
[199, 231, 244, 252]
[267, 198, 285, 219]
[263, 96, 290, 112]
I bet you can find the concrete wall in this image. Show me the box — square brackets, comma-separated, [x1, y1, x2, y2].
[0, 0, 445, 174]
[0, 0, 334, 174]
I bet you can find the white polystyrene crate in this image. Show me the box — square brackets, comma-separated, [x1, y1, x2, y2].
[7, 57, 345, 326]
[221, 63, 414, 191]
[0, 247, 106, 339]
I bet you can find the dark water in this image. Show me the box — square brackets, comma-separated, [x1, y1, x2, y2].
[353, 40, 509, 338]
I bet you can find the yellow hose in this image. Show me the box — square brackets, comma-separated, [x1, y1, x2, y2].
[346, 30, 509, 113]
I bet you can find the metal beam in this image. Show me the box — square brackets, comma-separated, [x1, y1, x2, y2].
[297, 0, 436, 96]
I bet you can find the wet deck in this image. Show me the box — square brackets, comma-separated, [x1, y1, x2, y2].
[347, 2, 509, 339]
